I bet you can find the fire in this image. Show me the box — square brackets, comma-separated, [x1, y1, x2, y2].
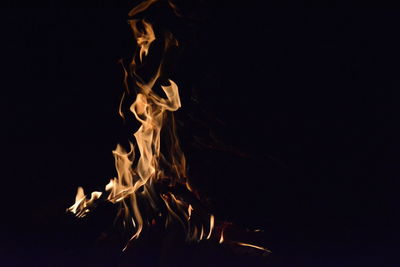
[68, 187, 102, 218]
[236, 242, 271, 253]
[67, 0, 209, 244]
[68, 0, 269, 255]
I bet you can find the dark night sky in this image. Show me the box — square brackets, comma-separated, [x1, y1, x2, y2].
[0, 2, 399, 266]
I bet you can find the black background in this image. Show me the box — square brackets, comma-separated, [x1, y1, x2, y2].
[0, 2, 399, 266]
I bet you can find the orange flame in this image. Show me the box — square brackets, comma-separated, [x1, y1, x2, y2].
[129, 19, 155, 62]
[68, 0, 214, 246]
[68, 0, 269, 254]
[236, 242, 271, 253]
[67, 187, 102, 218]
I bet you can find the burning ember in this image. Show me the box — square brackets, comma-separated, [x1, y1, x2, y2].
[68, 0, 269, 255]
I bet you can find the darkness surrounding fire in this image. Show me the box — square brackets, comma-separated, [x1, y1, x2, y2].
[0, 2, 398, 266]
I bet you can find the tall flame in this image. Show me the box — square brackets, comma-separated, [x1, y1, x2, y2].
[67, 0, 210, 244]
[68, 0, 269, 254]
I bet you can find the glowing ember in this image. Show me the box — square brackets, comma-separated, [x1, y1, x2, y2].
[67, 0, 269, 254]
[236, 242, 271, 253]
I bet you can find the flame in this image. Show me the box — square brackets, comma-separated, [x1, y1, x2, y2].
[67, 187, 102, 218]
[236, 242, 271, 253]
[68, 0, 210, 245]
[68, 0, 270, 255]
[129, 19, 155, 62]
[206, 214, 214, 240]
[128, 0, 158, 18]
[219, 227, 224, 244]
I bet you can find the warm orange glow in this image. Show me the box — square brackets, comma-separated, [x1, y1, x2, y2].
[68, 0, 270, 255]
[67, 0, 216, 247]
[129, 19, 155, 62]
[67, 187, 102, 218]
[206, 214, 214, 240]
[219, 228, 224, 244]
[236, 242, 271, 253]
[188, 204, 193, 220]
[128, 0, 158, 17]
